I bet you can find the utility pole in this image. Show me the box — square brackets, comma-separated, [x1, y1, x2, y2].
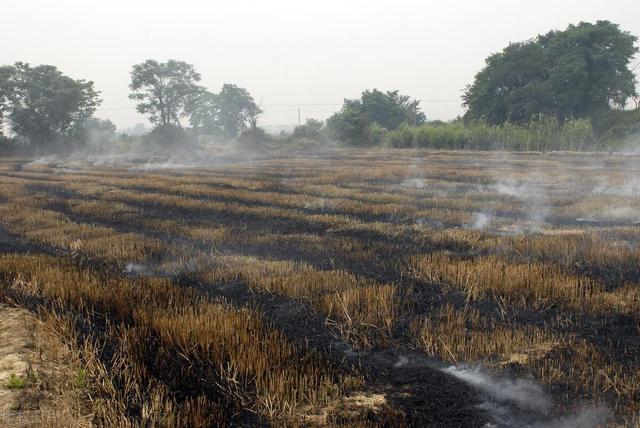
[298, 108, 301, 126]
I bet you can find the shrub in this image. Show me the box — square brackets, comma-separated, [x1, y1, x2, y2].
[292, 119, 325, 140]
[385, 123, 414, 148]
[366, 123, 389, 146]
[4, 373, 28, 389]
[238, 126, 270, 144]
[593, 109, 640, 148]
[142, 124, 196, 150]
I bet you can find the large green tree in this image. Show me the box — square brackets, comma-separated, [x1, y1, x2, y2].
[215, 84, 262, 137]
[129, 59, 202, 127]
[327, 89, 425, 145]
[0, 62, 100, 145]
[184, 88, 220, 134]
[464, 21, 638, 125]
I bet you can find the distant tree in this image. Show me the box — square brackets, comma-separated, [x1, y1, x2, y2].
[0, 62, 100, 146]
[326, 89, 425, 145]
[292, 118, 324, 139]
[464, 21, 639, 124]
[326, 104, 370, 145]
[360, 89, 425, 129]
[77, 117, 117, 148]
[128, 123, 148, 136]
[129, 59, 202, 127]
[184, 88, 220, 134]
[215, 84, 262, 137]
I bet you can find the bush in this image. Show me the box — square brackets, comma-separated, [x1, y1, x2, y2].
[367, 123, 389, 146]
[292, 119, 324, 141]
[386, 123, 414, 148]
[238, 126, 270, 144]
[593, 109, 640, 147]
[143, 124, 196, 149]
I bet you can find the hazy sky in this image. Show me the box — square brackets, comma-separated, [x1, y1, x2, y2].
[3, 0, 639, 130]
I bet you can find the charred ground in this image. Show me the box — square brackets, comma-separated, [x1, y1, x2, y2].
[0, 149, 639, 427]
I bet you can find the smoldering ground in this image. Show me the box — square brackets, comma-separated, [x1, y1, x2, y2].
[399, 151, 640, 235]
[390, 354, 609, 428]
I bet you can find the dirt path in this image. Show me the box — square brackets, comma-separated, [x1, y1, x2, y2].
[0, 305, 91, 427]
[0, 307, 32, 419]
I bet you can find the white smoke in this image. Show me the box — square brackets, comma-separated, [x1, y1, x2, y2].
[442, 365, 609, 428]
[577, 206, 640, 224]
[494, 179, 549, 229]
[468, 211, 493, 230]
[592, 177, 640, 197]
[303, 198, 334, 212]
[527, 408, 610, 428]
[443, 365, 551, 412]
[401, 178, 427, 189]
[393, 355, 410, 368]
[123, 262, 154, 276]
[415, 218, 444, 228]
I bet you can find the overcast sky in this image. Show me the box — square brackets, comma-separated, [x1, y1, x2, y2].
[3, 0, 639, 130]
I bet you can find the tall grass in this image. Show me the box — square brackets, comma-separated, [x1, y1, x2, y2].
[385, 116, 596, 151]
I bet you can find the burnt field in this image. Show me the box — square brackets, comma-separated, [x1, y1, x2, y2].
[1, 149, 640, 427]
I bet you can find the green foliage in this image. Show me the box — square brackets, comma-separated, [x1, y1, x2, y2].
[327, 89, 425, 145]
[379, 117, 595, 151]
[184, 89, 220, 135]
[4, 373, 28, 390]
[238, 126, 269, 144]
[76, 367, 87, 389]
[414, 122, 467, 149]
[216, 84, 262, 138]
[359, 89, 425, 130]
[129, 59, 202, 127]
[386, 123, 414, 148]
[129, 61, 261, 141]
[292, 118, 324, 140]
[367, 122, 389, 146]
[184, 84, 261, 138]
[592, 109, 640, 145]
[464, 21, 638, 125]
[326, 104, 370, 145]
[0, 62, 101, 148]
[142, 124, 195, 149]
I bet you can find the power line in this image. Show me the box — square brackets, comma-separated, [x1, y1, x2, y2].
[96, 106, 136, 111]
[97, 99, 461, 111]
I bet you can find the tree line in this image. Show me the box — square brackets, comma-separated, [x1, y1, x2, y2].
[321, 21, 638, 149]
[129, 59, 261, 139]
[0, 59, 262, 151]
[0, 20, 637, 153]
